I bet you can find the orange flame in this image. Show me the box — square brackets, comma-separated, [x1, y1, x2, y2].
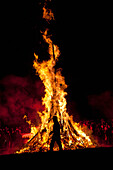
[16, 2, 97, 154]
[43, 6, 55, 21]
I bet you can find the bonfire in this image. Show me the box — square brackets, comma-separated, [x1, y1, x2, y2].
[16, 0, 97, 153]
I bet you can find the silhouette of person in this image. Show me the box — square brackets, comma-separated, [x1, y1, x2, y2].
[50, 116, 62, 151]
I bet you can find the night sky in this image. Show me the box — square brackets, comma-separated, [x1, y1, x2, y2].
[0, 1, 113, 125]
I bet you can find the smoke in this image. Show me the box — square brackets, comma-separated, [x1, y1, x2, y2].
[88, 91, 113, 120]
[1, 75, 112, 130]
[0, 75, 45, 127]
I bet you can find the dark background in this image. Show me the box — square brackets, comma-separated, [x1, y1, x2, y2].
[0, 1, 113, 122]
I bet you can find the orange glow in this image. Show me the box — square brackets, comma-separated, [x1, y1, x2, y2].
[16, 1, 97, 154]
[43, 6, 55, 22]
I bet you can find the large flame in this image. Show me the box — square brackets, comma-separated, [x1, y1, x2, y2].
[16, 2, 97, 154]
[33, 29, 94, 150]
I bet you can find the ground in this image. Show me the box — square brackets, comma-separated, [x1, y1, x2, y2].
[0, 148, 113, 168]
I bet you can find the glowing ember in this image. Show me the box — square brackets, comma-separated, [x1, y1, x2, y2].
[16, 1, 97, 154]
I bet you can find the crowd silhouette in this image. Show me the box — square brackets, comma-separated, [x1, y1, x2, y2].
[80, 119, 113, 145]
[0, 118, 113, 154]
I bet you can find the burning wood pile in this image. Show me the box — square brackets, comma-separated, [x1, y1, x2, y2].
[16, 0, 97, 153]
